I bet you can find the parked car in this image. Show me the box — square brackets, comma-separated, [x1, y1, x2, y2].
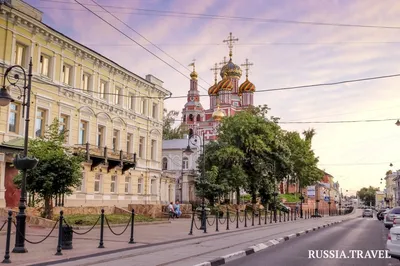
[384, 207, 400, 229]
[378, 209, 390, 221]
[362, 209, 373, 218]
[386, 221, 400, 260]
[278, 203, 291, 213]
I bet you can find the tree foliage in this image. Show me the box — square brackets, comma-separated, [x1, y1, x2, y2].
[13, 119, 84, 219]
[357, 186, 379, 206]
[162, 109, 187, 140]
[196, 104, 323, 206]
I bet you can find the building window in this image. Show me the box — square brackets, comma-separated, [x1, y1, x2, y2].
[35, 108, 46, 137]
[39, 54, 51, 77]
[197, 114, 201, 122]
[15, 43, 27, 67]
[141, 99, 146, 114]
[124, 176, 131, 194]
[8, 103, 20, 133]
[79, 120, 88, 145]
[97, 125, 105, 148]
[82, 72, 91, 92]
[61, 64, 72, 85]
[152, 103, 158, 119]
[112, 129, 120, 151]
[162, 158, 168, 170]
[99, 80, 106, 99]
[128, 94, 135, 110]
[151, 179, 157, 195]
[127, 133, 133, 153]
[151, 140, 156, 160]
[110, 175, 117, 193]
[139, 137, 145, 158]
[137, 177, 143, 194]
[183, 157, 189, 170]
[76, 172, 85, 192]
[94, 173, 102, 193]
[59, 114, 69, 143]
[115, 87, 121, 105]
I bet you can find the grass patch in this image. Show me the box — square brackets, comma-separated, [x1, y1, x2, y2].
[53, 213, 156, 226]
[280, 193, 300, 203]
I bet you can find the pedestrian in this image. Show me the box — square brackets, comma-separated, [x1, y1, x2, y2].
[295, 202, 300, 217]
[174, 200, 182, 218]
[168, 202, 175, 219]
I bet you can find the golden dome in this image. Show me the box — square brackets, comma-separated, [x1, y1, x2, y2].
[220, 59, 242, 79]
[212, 105, 225, 122]
[208, 83, 218, 96]
[238, 78, 256, 96]
[190, 71, 198, 80]
[216, 74, 233, 92]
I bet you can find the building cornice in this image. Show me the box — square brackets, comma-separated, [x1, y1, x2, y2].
[0, 4, 170, 97]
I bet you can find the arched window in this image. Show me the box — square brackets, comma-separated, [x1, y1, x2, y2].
[189, 114, 194, 121]
[182, 157, 189, 170]
[196, 114, 201, 122]
[162, 157, 168, 170]
[183, 115, 186, 122]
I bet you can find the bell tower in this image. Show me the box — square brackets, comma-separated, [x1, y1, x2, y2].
[182, 60, 204, 128]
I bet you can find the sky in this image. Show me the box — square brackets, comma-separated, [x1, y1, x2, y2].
[23, 0, 400, 195]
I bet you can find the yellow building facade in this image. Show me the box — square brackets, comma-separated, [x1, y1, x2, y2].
[0, 0, 175, 208]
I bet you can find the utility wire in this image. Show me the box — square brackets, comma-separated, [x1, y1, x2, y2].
[74, 41, 400, 47]
[88, 0, 211, 91]
[39, 0, 400, 30]
[3, 68, 400, 100]
[169, 118, 400, 124]
[72, 0, 207, 92]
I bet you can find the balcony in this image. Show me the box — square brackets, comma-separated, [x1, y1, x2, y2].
[73, 143, 136, 174]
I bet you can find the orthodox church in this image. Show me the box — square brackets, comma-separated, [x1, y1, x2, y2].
[181, 33, 256, 141]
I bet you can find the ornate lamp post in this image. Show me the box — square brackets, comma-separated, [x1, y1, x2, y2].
[0, 59, 39, 253]
[184, 130, 206, 233]
[299, 192, 304, 218]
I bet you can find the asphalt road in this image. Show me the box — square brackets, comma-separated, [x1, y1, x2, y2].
[227, 216, 400, 266]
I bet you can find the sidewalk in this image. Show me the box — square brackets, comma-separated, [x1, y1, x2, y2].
[0, 211, 353, 265]
[47, 212, 359, 266]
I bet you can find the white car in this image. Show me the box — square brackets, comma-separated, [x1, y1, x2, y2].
[384, 207, 400, 229]
[387, 218, 400, 260]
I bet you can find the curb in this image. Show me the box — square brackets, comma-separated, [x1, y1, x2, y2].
[192, 220, 346, 266]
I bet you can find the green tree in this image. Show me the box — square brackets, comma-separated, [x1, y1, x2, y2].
[14, 119, 84, 219]
[213, 105, 292, 204]
[302, 128, 316, 144]
[357, 186, 379, 206]
[283, 131, 323, 191]
[163, 109, 187, 140]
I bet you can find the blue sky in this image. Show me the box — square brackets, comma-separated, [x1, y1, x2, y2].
[25, 0, 400, 195]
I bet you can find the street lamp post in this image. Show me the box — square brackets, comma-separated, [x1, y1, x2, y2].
[0, 59, 39, 253]
[328, 201, 331, 216]
[184, 130, 206, 233]
[299, 192, 304, 218]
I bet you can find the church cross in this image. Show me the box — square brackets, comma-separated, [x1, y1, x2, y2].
[240, 58, 254, 78]
[223, 32, 239, 58]
[219, 56, 228, 66]
[210, 63, 220, 83]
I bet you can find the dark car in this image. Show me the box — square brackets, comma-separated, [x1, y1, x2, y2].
[377, 209, 389, 220]
[362, 209, 373, 218]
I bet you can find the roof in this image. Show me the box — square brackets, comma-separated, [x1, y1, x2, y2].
[162, 138, 198, 150]
[1, 2, 170, 96]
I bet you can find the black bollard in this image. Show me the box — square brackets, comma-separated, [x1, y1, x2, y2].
[236, 209, 239, 229]
[284, 211, 286, 222]
[294, 209, 296, 221]
[279, 210, 281, 222]
[216, 211, 219, 232]
[98, 209, 105, 248]
[252, 210, 254, 226]
[129, 209, 135, 244]
[270, 210, 272, 224]
[264, 210, 267, 225]
[3, 211, 13, 263]
[188, 210, 195, 235]
[55, 210, 64, 255]
[226, 210, 230, 230]
[258, 210, 261, 225]
[244, 209, 247, 227]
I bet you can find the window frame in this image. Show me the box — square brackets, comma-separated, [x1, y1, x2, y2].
[35, 108, 46, 138]
[162, 157, 168, 170]
[79, 120, 88, 145]
[139, 137, 145, 158]
[94, 173, 102, 193]
[15, 42, 27, 67]
[182, 157, 189, 170]
[137, 178, 143, 194]
[110, 175, 117, 193]
[82, 72, 91, 93]
[124, 176, 131, 194]
[39, 54, 51, 77]
[61, 64, 72, 85]
[8, 102, 20, 133]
